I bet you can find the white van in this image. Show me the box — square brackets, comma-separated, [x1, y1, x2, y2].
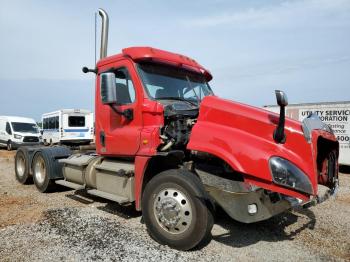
[0, 116, 41, 150]
[42, 109, 94, 145]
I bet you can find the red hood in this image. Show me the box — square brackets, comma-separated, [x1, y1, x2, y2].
[187, 96, 319, 200]
[195, 96, 303, 140]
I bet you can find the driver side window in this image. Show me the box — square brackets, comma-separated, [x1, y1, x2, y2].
[115, 68, 136, 105]
[6, 122, 12, 135]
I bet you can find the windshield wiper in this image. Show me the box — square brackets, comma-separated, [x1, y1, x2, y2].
[157, 97, 199, 108]
[185, 76, 201, 105]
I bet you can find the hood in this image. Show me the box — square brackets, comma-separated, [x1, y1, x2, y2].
[187, 96, 319, 199]
[196, 96, 303, 140]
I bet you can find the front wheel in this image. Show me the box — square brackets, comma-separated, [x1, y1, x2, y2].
[7, 140, 12, 151]
[142, 169, 214, 250]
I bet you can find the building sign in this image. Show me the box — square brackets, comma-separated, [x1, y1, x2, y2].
[297, 109, 350, 148]
[265, 103, 350, 165]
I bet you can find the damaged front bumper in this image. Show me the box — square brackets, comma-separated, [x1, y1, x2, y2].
[303, 181, 339, 208]
[206, 182, 338, 223]
[206, 185, 294, 223]
[197, 165, 339, 224]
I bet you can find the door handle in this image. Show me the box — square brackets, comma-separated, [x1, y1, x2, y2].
[100, 131, 106, 147]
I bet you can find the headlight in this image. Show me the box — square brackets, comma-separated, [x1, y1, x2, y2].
[269, 157, 313, 195]
[14, 134, 22, 139]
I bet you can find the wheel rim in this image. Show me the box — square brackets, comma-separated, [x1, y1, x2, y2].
[153, 188, 193, 234]
[34, 156, 46, 185]
[16, 154, 26, 177]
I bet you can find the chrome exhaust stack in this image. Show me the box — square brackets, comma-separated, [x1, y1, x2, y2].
[98, 8, 109, 59]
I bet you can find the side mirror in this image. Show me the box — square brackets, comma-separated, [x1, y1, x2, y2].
[273, 90, 288, 143]
[100, 72, 117, 104]
[275, 90, 288, 107]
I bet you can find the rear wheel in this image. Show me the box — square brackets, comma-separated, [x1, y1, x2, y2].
[142, 169, 214, 250]
[32, 151, 56, 192]
[15, 149, 31, 184]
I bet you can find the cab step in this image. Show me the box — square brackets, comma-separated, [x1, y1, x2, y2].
[55, 179, 85, 190]
[87, 189, 129, 204]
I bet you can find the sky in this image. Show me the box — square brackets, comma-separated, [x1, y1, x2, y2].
[0, 0, 349, 121]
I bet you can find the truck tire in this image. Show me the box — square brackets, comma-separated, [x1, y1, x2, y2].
[7, 140, 12, 151]
[32, 151, 56, 192]
[142, 169, 214, 250]
[15, 148, 31, 184]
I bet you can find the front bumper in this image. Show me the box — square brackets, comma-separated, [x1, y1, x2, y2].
[60, 139, 92, 144]
[11, 141, 41, 149]
[206, 185, 294, 223]
[198, 165, 338, 223]
[303, 182, 339, 208]
[207, 182, 338, 223]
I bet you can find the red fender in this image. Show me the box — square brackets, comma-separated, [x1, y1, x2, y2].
[187, 96, 324, 200]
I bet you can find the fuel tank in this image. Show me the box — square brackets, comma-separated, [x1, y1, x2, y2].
[187, 96, 338, 200]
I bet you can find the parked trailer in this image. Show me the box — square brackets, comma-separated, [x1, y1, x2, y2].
[42, 109, 94, 145]
[14, 9, 339, 251]
[0, 116, 41, 150]
[264, 101, 350, 166]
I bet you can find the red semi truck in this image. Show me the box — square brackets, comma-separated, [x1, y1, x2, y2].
[14, 9, 339, 250]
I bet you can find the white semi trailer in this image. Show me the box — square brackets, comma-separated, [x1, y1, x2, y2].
[264, 101, 350, 166]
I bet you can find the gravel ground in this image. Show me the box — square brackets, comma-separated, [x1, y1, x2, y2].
[0, 150, 349, 261]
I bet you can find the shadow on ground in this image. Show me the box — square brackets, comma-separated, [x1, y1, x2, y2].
[64, 188, 316, 250]
[211, 206, 316, 248]
[340, 165, 350, 174]
[65, 190, 141, 219]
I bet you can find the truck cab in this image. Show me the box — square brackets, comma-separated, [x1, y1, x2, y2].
[14, 9, 339, 251]
[95, 47, 212, 157]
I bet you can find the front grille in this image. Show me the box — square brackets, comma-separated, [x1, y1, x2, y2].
[23, 136, 39, 142]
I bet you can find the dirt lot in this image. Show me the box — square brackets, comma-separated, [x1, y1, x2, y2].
[0, 150, 349, 261]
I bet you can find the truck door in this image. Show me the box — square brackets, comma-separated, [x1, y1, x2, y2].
[96, 61, 142, 156]
[5, 122, 12, 139]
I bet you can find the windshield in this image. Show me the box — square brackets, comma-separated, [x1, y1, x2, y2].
[138, 62, 213, 105]
[11, 122, 39, 133]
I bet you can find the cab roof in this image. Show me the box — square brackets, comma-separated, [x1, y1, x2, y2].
[96, 47, 212, 81]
